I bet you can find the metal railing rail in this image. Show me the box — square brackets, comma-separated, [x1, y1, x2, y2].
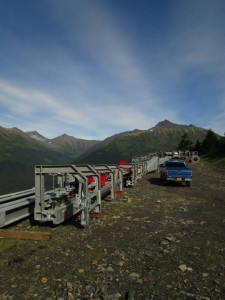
[0, 153, 165, 228]
[146, 156, 159, 173]
[0, 188, 35, 228]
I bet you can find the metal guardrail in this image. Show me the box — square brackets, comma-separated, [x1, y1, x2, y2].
[0, 154, 161, 228]
[0, 189, 35, 228]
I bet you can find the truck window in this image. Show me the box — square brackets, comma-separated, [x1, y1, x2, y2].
[165, 162, 185, 168]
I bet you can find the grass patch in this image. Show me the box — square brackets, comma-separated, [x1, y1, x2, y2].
[200, 156, 225, 172]
[0, 239, 21, 254]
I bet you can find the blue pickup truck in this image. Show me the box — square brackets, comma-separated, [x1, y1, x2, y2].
[160, 159, 192, 187]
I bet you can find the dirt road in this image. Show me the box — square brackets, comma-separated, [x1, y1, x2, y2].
[0, 162, 225, 300]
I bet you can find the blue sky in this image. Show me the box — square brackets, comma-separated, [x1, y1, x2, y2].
[0, 0, 225, 140]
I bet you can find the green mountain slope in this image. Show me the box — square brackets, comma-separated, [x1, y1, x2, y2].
[74, 120, 208, 164]
[0, 126, 100, 194]
[0, 126, 65, 164]
[0, 161, 34, 195]
[50, 134, 100, 161]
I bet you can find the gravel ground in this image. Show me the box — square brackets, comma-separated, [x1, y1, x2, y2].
[0, 162, 225, 300]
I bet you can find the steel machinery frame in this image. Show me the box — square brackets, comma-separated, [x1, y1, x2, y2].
[34, 164, 123, 226]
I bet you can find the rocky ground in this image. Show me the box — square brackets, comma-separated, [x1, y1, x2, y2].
[0, 162, 225, 300]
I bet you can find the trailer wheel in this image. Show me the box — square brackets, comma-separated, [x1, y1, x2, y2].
[192, 155, 200, 163]
[162, 178, 167, 185]
[186, 181, 191, 187]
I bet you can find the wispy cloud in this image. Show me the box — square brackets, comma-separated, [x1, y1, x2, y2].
[1, 0, 225, 138]
[0, 78, 178, 139]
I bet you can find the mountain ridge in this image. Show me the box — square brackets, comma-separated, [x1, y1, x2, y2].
[73, 120, 209, 164]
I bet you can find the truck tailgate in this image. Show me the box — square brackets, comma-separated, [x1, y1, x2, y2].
[167, 168, 191, 178]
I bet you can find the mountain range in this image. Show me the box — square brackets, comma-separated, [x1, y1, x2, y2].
[0, 120, 208, 194]
[74, 120, 208, 164]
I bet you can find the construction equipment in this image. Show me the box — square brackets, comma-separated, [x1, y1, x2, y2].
[0, 153, 163, 228]
[34, 164, 124, 226]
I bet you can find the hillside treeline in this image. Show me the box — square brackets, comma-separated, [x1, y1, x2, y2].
[178, 130, 225, 157]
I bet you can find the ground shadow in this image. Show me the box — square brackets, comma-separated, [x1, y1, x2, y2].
[148, 177, 162, 185]
[147, 177, 188, 188]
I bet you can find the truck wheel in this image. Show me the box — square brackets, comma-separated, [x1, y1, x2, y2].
[186, 181, 191, 187]
[162, 178, 167, 185]
[160, 175, 164, 184]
